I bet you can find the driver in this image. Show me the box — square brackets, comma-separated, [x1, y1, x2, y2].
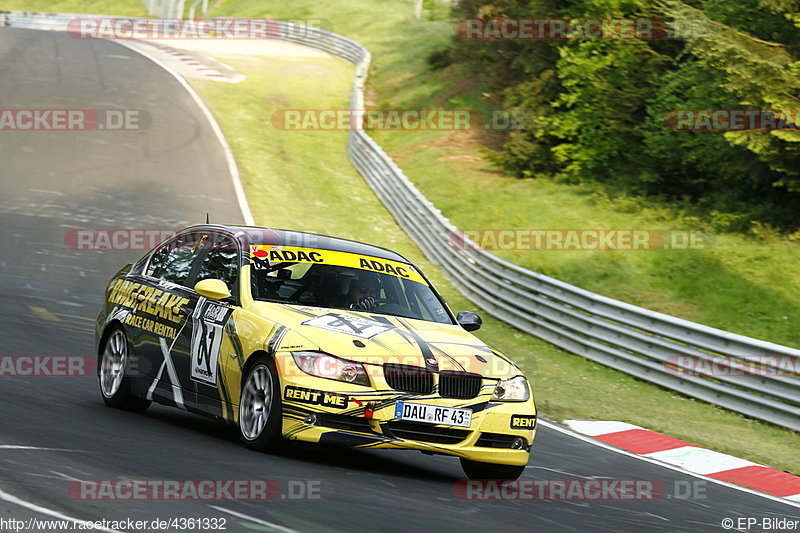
[347, 272, 381, 311]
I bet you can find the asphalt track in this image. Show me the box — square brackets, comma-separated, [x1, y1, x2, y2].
[0, 27, 798, 533]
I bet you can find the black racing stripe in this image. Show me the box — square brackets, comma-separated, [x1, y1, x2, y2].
[427, 344, 467, 372]
[396, 318, 438, 373]
[357, 334, 410, 362]
[278, 303, 319, 318]
[490, 349, 515, 366]
[282, 403, 315, 416]
[225, 321, 245, 370]
[367, 315, 416, 347]
[263, 323, 279, 348]
[368, 315, 394, 326]
[430, 341, 494, 355]
[217, 372, 232, 421]
[282, 412, 308, 423]
[318, 432, 385, 447]
[267, 325, 287, 354]
[284, 423, 308, 439]
[283, 412, 307, 422]
[396, 318, 433, 357]
[389, 328, 419, 348]
[282, 411, 307, 421]
[464, 401, 490, 413]
[357, 440, 395, 449]
[283, 420, 309, 438]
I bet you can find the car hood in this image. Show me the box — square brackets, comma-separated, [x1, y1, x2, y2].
[249, 302, 520, 378]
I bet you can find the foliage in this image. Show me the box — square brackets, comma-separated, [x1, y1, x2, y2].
[451, 0, 800, 229]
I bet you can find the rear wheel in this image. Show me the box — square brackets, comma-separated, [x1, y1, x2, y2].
[460, 458, 526, 480]
[238, 357, 283, 451]
[99, 328, 150, 412]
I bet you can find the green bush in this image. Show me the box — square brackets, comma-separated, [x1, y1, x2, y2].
[450, 0, 800, 230]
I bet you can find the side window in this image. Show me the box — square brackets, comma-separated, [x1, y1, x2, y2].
[146, 243, 170, 278]
[146, 233, 206, 286]
[195, 234, 240, 298]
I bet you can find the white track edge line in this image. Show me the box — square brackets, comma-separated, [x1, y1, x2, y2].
[539, 420, 800, 509]
[209, 505, 298, 533]
[0, 488, 122, 533]
[114, 40, 255, 226]
[0, 445, 80, 451]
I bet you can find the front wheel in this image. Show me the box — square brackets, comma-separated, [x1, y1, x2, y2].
[99, 328, 150, 412]
[238, 358, 283, 452]
[460, 458, 526, 480]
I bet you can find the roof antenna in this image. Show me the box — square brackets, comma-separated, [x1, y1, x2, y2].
[206, 212, 210, 224]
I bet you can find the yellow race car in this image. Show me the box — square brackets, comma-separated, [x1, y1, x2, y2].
[96, 225, 536, 479]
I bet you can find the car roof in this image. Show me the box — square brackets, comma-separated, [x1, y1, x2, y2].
[184, 224, 412, 263]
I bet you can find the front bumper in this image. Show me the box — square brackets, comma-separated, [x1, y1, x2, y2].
[275, 354, 537, 466]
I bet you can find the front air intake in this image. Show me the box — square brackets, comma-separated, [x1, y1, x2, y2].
[383, 364, 433, 394]
[439, 371, 482, 399]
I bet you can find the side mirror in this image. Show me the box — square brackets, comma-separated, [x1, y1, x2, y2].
[194, 279, 232, 301]
[456, 311, 482, 332]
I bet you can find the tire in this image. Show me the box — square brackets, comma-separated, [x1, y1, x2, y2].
[99, 327, 150, 412]
[460, 458, 526, 480]
[238, 357, 283, 452]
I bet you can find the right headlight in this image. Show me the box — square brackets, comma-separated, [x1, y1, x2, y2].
[291, 351, 370, 387]
[491, 375, 530, 402]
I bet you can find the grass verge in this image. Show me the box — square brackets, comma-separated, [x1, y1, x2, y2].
[0, 0, 147, 16]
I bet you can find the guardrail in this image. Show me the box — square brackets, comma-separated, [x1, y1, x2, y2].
[143, 0, 185, 19]
[188, 0, 210, 21]
[3, 13, 797, 431]
[0, 11, 109, 30]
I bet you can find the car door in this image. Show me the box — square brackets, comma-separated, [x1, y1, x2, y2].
[180, 231, 240, 420]
[139, 230, 208, 410]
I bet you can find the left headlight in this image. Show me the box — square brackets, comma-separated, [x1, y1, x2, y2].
[291, 351, 370, 387]
[491, 375, 530, 402]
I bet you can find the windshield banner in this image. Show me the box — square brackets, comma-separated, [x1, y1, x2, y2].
[249, 245, 427, 284]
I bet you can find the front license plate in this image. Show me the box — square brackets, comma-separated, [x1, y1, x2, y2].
[395, 401, 472, 428]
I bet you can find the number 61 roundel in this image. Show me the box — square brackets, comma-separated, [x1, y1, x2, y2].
[190, 298, 234, 386]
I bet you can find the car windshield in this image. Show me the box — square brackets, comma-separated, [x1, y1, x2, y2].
[249, 245, 452, 324]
